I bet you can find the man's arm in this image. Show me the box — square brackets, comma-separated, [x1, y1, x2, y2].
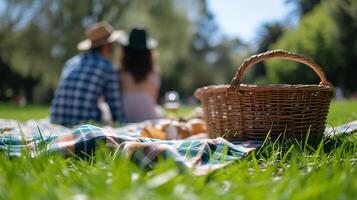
[103, 68, 127, 125]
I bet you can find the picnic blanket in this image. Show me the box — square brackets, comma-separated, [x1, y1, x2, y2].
[0, 119, 260, 175]
[0, 119, 356, 175]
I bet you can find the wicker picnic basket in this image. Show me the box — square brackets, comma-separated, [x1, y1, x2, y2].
[194, 50, 335, 141]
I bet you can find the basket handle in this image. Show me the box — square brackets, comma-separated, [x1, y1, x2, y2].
[228, 50, 333, 92]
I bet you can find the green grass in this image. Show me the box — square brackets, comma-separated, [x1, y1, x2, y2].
[0, 103, 195, 121]
[327, 100, 357, 126]
[0, 100, 356, 125]
[0, 100, 356, 199]
[0, 103, 49, 121]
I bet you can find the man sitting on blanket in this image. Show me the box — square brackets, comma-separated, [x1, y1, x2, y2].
[50, 22, 127, 127]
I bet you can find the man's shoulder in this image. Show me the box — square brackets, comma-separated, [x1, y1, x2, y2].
[95, 55, 114, 70]
[64, 52, 116, 74]
[64, 53, 83, 67]
[85, 52, 115, 70]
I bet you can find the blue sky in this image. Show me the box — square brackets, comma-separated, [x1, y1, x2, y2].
[208, 0, 294, 43]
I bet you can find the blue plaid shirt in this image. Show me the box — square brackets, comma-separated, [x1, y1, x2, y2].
[50, 51, 126, 126]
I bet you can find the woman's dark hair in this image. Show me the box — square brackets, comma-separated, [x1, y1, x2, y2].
[121, 46, 153, 83]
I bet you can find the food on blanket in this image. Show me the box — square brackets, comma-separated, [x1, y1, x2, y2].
[162, 122, 192, 139]
[140, 119, 207, 140]
[140, 127, 167, 140]
[0, 128, 13, 135]
[187, 119, 206, 134]
[178, 126, 192, 139]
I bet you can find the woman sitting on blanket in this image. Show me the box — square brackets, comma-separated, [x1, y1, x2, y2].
[117, 27, 163, 123]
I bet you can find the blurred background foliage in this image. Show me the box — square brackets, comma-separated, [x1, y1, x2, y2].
[0, 0, 356, 104]
[257, 0, 357, 95]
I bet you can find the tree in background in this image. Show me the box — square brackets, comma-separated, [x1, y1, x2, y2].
[265, 2, 340, 85]
[0, 0, 42, 102]
[330, 0, 357, 94]
[160, 0, 219, 98]
[3, 0, 354, 103]
[160, 0, 249, 99]
[262, 0, 357, 95]
[250, 0, 322, 84]
[1, 0, 248, 102]
[286, 0, 322, 16]
[0, 0, 195, 102]
[0, 0, 135, 102]
[252, 22, 285, 83]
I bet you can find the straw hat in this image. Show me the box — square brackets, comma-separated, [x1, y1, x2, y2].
[117, 27, 157, 50]
[77, 21, 126, 51]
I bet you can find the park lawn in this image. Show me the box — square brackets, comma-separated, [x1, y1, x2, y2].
[0, 100, 356, 125]
[326, 100, 357, 126]
[0, 103, 196, 122]
[0, 100, 356, 199]
[0, 103, 49, 121]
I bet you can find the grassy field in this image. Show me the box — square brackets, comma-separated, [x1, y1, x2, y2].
[0, 100, 356, 125]
[0, 103, 49, 121]
[0, 100, 356, 199]
[0, 103, 196, 122]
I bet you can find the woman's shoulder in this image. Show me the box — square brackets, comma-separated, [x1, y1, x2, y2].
[118, 70, 135, 89]
[148, 71, 160, 85]
[147, 71, 160, 79]
[119, 70, 132, 79]
[118, 69, 129, 75]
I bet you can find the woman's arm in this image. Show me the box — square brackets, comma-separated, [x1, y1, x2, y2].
[149, 72, 161, 102]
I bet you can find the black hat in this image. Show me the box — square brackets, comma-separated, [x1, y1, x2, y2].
[118, 27, 157, 50]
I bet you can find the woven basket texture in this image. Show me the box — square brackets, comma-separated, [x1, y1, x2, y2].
[195, 50, 335, 141]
